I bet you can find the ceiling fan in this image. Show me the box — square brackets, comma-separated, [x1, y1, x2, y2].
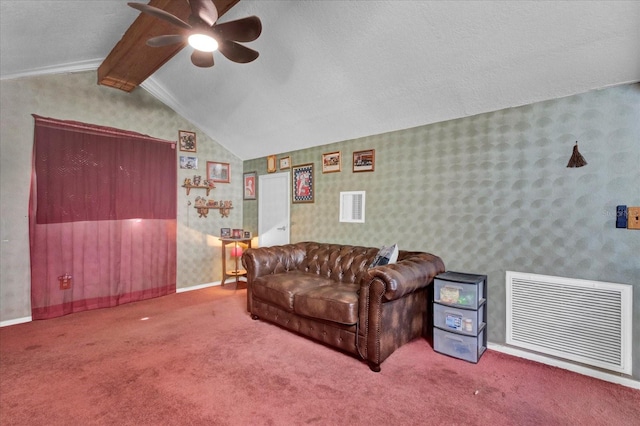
[128, 0, 262, 68]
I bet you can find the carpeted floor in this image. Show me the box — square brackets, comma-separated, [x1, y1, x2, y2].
[1, 285, 639, 425]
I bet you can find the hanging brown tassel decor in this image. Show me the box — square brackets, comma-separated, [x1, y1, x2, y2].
[566, 142, 587, 168]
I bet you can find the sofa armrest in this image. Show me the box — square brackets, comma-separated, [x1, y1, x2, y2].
[242, 243, 307, 281]
[366, 252, 445, 301]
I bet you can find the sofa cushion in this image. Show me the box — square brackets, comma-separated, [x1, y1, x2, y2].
[252, 271, 336, 311]
[294, 283, 360, 325]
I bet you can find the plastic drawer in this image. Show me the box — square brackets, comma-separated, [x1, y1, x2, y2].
[433, 327, 486, 363]
[434, 272, 485, 309]
[433, 303, 485, 335]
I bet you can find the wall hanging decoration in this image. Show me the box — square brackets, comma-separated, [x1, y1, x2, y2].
[353, 149, 375, 172]
[243, 171, 257, 200]
[178, 130, 196, 152]
[179, 156, 198, 169]
[566, 142, 587, 168]
[267, 155, 277, 173]
[292, 163, 314, 203]
[322, 151, 341, 173]
[207, 161, 230, 183]
[280, 156, 291, 170]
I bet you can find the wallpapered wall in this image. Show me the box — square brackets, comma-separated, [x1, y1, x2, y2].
[0, 71, 244, 322]
[244, 84, 640, 379]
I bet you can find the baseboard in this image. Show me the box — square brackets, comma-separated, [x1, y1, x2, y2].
[176, 281, 220, 293]
[0, 316, 32, 327]
[488, 343, 640, 390]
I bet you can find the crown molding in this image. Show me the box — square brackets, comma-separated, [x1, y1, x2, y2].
[0, 59, 102, 81]
[140, 76, 192, 120]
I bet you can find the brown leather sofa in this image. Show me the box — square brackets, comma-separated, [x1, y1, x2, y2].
[242, 242, 445, 371]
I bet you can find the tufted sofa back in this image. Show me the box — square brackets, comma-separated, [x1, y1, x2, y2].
[296, 242, 379, 284]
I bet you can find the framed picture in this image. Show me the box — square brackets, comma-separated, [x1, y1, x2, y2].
[207, 161, 230, 183]
[292, 163, 314, 203]
[179, 156, 198, 169]
[178, 130, 196, 152]
[220, 228, 231, 238]
[267, 155, 277, 173]
[280, 156, 291, 170]
[353, 149, 375, 172]
[322, 151, 341, 173]
[243, 231, 251, 239]
[243, 171, 257, 200]
[232, 229, 243, 239]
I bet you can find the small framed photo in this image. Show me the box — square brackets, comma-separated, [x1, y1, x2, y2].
[207, 161, 230, 183]
[220, 228, 231, 238]
[243, 231, 252, 239]
[178, 130, 196, 152]
[292, 163, 314, 203]
[232, 229, 243, 239]
[267, 155, 277, 173]
[353, 149, 375, 172]
[322, 151, 341, 173]
[243, 171, 257, 200]
[280, 156, 291, 170]
[179, 156, 198, 169]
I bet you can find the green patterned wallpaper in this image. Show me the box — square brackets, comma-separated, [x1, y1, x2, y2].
[245, 84, 640, 379]
[0, 71, 244, 322]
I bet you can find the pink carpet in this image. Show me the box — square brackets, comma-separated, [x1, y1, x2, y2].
[1, 285, 638, 425]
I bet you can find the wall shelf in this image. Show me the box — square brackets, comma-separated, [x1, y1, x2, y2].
[195, 205, 233, 218]
[182, 184, 214, 196]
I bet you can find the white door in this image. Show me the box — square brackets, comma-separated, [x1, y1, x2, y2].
[258, 172, 290, 247]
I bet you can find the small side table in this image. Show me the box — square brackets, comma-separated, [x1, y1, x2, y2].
[219, 238, 251, 286]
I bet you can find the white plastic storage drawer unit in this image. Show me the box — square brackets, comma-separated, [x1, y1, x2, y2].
[434, 271, 486, 309]
[433, 327, 486, 363]
[433, 271, 487, 363]
[433, 302, 486, 336]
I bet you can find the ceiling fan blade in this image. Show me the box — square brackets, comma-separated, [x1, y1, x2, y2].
[218, 40, 259, 63]
[191, 50, 215, 68]
[128, 2, 192, 30]
[147, 35, 187, 47]
[212, 16, 262, 42]
[189, 0, 218, 26]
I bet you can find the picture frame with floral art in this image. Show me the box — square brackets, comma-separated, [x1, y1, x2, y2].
[243, 171, 257, 200]
[279, 156, 291, 170]
[207, 161, 230, 183]
[322, 151, 341, 173]
[353, 149, 375, 172]
[220, 228, 231, 238]
[178, 130, 196, 152]
[292, 163, 314, 203]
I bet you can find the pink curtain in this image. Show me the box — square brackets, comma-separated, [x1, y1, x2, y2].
[29, 115, 177, 320]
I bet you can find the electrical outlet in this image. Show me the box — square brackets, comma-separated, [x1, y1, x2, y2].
[628, 207, 640, 230]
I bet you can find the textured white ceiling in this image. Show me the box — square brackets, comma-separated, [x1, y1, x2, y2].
[2, 1, 639, 160]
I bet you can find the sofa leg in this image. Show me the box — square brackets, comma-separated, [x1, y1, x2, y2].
[251, 314, 260, 320]
[368, 361, 381, 373]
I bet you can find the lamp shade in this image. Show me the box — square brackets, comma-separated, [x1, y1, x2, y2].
[230, 246, 243, 257]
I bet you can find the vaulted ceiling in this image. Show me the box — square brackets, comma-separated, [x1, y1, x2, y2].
[1, 1, 639, 160]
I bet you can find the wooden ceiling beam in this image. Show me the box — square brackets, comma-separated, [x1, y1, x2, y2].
[98, 0, 239, 92]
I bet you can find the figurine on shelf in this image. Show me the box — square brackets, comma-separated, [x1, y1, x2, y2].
[193, 175, 202, 186]
[184, 178, 192, 186]
[207, 179, 215, 188]
[195, 196, 206, 207]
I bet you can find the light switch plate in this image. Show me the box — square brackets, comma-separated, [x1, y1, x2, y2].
[628, 207, 640, 230]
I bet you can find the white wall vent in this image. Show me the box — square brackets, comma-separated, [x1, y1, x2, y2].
[506, 271, 633, 375]
[340, 191, 365, 223]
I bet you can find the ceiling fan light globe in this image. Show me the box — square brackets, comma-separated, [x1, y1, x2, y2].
[188, 34, 218, 52]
